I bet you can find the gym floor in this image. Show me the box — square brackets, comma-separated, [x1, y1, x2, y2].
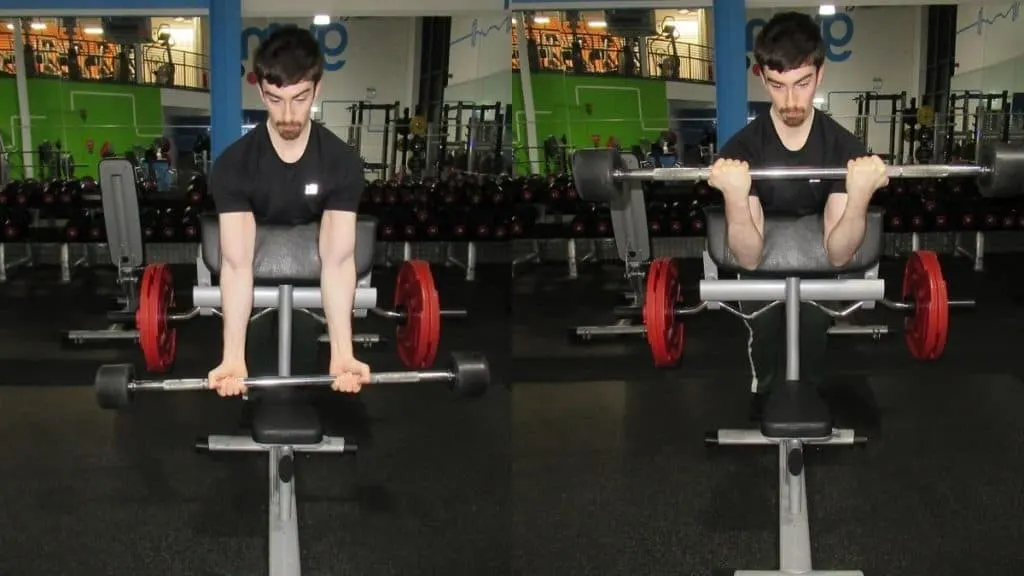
[2, 255, 1023, 575]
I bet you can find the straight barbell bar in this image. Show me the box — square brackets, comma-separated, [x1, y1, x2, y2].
[95, 351, 490, 409]
[572, 139, 1024, 202]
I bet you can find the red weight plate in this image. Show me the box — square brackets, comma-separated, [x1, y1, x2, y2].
[411, 260, 440, 368]
[644, 258, 684, 367]
[394, 260, 441, 369]
[918, 251, 949, 360]
[136, 264, 177, 373]
[644, 259, 667, 365]
[902, 253, 930, 359]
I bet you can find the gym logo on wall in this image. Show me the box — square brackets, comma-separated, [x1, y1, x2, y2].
[240, 18, 351, 83]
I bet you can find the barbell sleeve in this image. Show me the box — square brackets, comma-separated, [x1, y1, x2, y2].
[371, 307, 468, 320]
[611, 164, 990, 183]
[129, 370, 455, 392]
[879, 298, 976, 311]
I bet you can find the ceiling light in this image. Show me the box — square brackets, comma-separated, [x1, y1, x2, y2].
[313, 14, 330, 26]
[819, 5, 836, 16]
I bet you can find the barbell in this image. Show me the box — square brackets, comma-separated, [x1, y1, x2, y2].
[572, 139, 1024, 202]
[95, 351, 491, 409]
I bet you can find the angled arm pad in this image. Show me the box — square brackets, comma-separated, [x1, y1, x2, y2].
[199, 214, 377, 282]
[704, 206, 884, 275]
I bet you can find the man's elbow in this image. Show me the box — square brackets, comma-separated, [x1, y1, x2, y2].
[737, 256, 761, 271]
[828, 255, 851, 268]
[321, 250, 356, 273]
[826, 247, 854, 268]
[221, 252, 252, 273]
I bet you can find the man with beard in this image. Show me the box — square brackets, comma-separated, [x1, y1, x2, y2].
[707, 12, 888, 420]
[206, 25, 371, 397]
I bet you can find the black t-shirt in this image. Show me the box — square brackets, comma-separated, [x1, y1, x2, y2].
[717, 111, 867, 215]
[209, 122, 364, 225]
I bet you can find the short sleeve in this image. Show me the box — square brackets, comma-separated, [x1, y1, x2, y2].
[716, 131, 761, 197]
[209, 152, 252, 214]
[323, 149, 364, 213]
[830, 127, 869, 195]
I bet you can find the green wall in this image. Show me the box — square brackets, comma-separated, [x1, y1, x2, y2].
[0, 77, 165, 180]
[510, 72, 669, 172]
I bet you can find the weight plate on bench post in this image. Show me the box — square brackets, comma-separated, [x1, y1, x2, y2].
[643, 258, 685, 367]
[902, 251, 949, 360]
[136, 263, 177, 372]
[394, 260, 441, 369]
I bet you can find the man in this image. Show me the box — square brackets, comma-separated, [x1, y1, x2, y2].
[206, 25, 371, 396]
[706, 12, 888, 418]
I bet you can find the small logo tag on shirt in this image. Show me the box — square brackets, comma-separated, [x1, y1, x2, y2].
[304, 183, 319, 196]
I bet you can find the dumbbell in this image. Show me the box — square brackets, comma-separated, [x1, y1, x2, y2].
[94, 351, 492, 409]
[64, 210, 91, 242]
[59, 180, 83, 205]
[87, 210, 106, 241]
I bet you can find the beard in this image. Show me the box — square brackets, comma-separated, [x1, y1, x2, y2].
[274, 121, 305, 140]
[777, 106, 809, 127]
[774, 107, 806, 127]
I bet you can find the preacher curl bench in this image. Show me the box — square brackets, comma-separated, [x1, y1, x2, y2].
[699, 207, 882, 575]
[95, 215, 490, 576]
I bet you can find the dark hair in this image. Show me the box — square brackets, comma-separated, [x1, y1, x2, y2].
[753, 12, 825, 73]
[253, 25, 324, 88]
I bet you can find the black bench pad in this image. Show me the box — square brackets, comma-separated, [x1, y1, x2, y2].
[704, 206, 884, 276]
[252, 397, 323, 445]
[200, 214, 377, 282]
[761, 380, 833, 439]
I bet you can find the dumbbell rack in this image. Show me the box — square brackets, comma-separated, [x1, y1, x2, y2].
[0, 240, 34, 283]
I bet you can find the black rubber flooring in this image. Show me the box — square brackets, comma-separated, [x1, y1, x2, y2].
[2, 255, 1024, 574]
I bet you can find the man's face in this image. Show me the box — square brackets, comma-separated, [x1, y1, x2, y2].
[761, 64, 822, 127]
[260, 80, 319, 141]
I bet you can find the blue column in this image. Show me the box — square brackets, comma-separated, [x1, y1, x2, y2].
[713, 0, 748, 146]
[209, 0, 243, 161]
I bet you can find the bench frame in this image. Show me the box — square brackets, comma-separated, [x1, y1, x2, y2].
[195, 282, 354, 576]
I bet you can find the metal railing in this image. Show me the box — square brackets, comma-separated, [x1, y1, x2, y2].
[0, 32, 209, 91]
[511, 29, 714, 84]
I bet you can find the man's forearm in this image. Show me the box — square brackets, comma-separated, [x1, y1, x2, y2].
[220, 264, 254, 363]
[826, 194, 870, 267]
[725, 198, 764, 270]
[322, 257, 357, 358]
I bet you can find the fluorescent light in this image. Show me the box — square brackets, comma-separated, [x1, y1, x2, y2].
[165, 28, 193, 43]
[819, 4, 836, 16]
[311, 106, 320, 113]
[313, 14, 330, 26]
[533, 16, 550, 24]
[665, 19, 699, 38]
[813, 96, 825, 105]
[588, 20, 607, 28]
[30, 22, 46, 30]
[84, 27, 104, 35]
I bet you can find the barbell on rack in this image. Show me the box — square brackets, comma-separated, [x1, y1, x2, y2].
[94, 351, 491, 409]
[572, 140, 1024, 201]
